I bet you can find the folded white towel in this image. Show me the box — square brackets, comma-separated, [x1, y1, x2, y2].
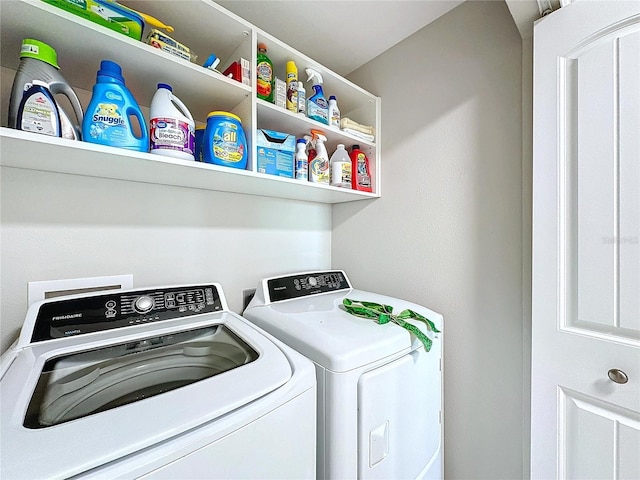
[340, 117, 375, 136]
[343, 128, 375, 142]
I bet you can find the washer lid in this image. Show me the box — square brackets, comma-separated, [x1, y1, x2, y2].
[23, 323, 260, 429]
[245, 280, 443, 372]
[0, 311, 293, 479]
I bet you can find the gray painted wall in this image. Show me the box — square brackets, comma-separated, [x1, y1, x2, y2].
[0, 168, 331, 351]
[336, 2, 525, 478]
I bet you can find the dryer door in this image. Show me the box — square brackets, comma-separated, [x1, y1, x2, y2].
[358, 349, 442, 479]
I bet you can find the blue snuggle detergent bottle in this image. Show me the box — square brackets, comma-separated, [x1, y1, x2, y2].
[83, 60, 148, 152]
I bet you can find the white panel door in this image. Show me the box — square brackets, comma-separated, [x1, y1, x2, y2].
[531, 1, 640, 479]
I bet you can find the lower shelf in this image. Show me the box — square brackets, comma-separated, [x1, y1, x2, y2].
[0, 128, 379, 204]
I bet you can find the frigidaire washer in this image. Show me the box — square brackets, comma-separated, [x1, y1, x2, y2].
[0, 283, 316, 479]
[243, 270, 443, 480]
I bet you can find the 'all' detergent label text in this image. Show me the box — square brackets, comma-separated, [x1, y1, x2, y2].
[212, 121, 244, 163]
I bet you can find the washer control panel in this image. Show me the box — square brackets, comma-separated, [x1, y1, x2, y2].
[31, 285, 223, 342]
[266, 271, 351, 303]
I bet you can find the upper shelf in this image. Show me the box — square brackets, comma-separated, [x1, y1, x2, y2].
[0, 128, 378, 204]
[255, 30, 379, 129]
[0, 0, 380, 203]
[0, 0, 251, 121]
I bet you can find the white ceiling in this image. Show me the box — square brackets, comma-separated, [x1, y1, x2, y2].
[217, 0, 464, 76]
[217, 1, 541, 77]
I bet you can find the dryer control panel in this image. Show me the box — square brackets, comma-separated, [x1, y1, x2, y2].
[266, 271, 351, 303]
[31, 285, 224, 342]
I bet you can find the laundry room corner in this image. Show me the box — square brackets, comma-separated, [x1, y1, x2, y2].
[333, 1, 525, 478]
[1, 0, 539, 477]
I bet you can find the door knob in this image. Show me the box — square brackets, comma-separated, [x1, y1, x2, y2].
[608, 369, 628, 384]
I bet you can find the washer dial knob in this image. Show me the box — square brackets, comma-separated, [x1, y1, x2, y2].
[133, 295, 154, 314]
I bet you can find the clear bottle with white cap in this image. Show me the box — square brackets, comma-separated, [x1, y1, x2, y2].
[329, 143, 352, 188]
[297, 81, 306, 115]
[328, 95, 340, 127]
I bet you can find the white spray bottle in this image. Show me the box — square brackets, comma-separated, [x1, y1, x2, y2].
[309, 132, 329, 183]
[305, 68, 328, 125]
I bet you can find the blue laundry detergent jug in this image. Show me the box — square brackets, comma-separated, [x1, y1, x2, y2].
[83, 60, 148, 152]
[203, 111, 247, 169]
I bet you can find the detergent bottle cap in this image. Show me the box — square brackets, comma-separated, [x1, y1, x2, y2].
[203, 54, 220, 70]
[207, 111, 242, 122]
[257, 42, 268, 52]
[297, 138, 306, 145]
[157, 83, 172, 91]
[97, 60, 125, 83]
[20, 38, 59, 69]
[352, 144, 360, 151]
[329, 95, 336, 101]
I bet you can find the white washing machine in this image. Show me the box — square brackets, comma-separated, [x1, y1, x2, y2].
[243, 270, 443, 480]
[0, 283, 316, 479]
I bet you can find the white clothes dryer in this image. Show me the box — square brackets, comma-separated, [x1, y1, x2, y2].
[0, 283, 316, 479]
[243, 270, 443, 480]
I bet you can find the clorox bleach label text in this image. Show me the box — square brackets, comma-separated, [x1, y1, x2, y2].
[150, 117, 195, 155]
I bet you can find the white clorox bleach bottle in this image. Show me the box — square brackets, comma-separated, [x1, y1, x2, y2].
[149, 83, 195, 160]
[329, 143, 351, 188]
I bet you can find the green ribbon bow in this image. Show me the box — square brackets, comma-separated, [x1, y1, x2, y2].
[342, 299, 440, 352]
